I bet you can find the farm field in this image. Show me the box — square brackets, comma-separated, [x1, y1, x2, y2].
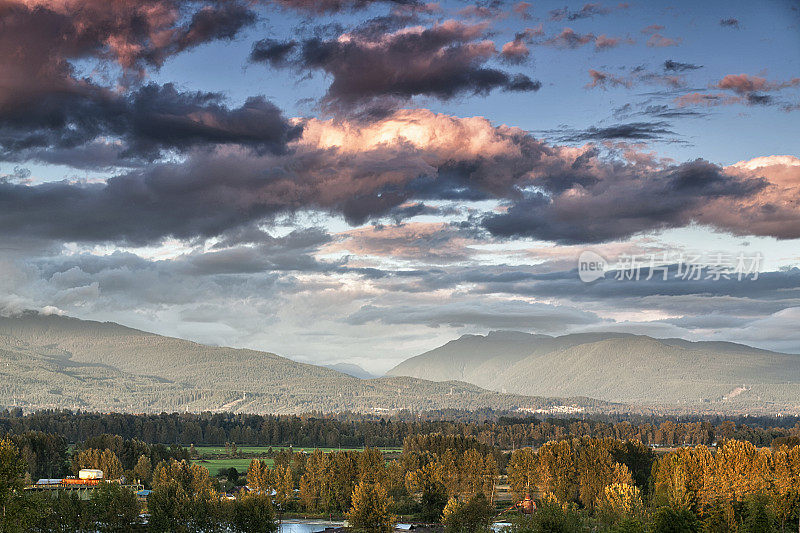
[193, 457, 265, 475]
[192, 445, 398, 455]
[191, 446, 403, 476]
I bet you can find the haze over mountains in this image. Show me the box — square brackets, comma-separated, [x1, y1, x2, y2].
[388, 331, 800, 411]
[0, 313, 601, 414]
[3, 313, 799, 415]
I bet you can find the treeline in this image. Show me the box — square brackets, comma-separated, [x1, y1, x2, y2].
[246, 433, 501, 526]
[3, 425, 800, 531]
[2, 409, 799, 449]
[9, 430, 190, 481]
[505, 438, 800, 532]
[0, 437, 278, 533]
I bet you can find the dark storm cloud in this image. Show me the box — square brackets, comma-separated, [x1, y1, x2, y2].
[0, 0, 256, 75]
[482, 159, 767, 244]
[664, 60, 702, 72]
[0, 0, 300, 165]
[0, 108, 796, 247]
[250, 20, 541, 110]
[0, 83, 302, 162]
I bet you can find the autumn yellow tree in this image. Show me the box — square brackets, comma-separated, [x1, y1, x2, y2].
[346, 481, 395, 533]
[73, 448, 123, 480]
[247, 459, 271, 494]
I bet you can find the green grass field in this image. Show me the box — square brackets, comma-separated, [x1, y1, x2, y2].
[191, 446, 402, 477]
[193, 457, 268, 475]
[192, 445, 385, 456]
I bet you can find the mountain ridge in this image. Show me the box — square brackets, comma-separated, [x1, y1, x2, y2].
[387, 330, 800, 409]
[0, 313, 607, 414]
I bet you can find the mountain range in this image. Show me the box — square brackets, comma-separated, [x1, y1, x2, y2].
[0, 313, 602, 414]
[387, 331, 800, 410]
[4, 313, 799, 415]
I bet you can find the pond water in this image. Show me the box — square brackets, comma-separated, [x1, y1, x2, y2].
[278, 520, 344, 533]
[277, 520, 511, 532]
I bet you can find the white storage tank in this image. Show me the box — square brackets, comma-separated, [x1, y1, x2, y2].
[78, 469, 104, 480]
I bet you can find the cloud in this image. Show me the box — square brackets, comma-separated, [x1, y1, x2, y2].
[269, 0, 420, 14]
[0, 0, 299, 165]
[456, 4, 502, 20]
[512, 1, 533, 20]
[646, 33, 681, 47]
[585, 69, 632, 89]
[640, 24, 665, 34]
[328, 222, 480, 263]
[543, 27, 596, 49]
[719, 17, 740, 29]
[674, 75, 800, 110]
[542, 28, 630, 51]
[481, 157, 774, 244]
[674, 92, 730, 107]
[347, 299, 603, 331]
[250, 20, 540, 111]
[544, 121, 677, 143]
[500, 28, 544, 63]
[714, 74, 800, 95]
[0, 0, 256, 77]
[595, 34, 625, 49]
[549, 3, 627, 21]
[664, 60, 702, 72]
[0, 83, 302, 163]
[2, 108, 799, 247]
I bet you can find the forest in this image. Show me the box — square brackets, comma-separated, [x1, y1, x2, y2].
[2, 408, 799, 449]
[0, 411, 800, 531]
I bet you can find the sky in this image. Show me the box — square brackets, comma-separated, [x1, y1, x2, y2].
[0, 0, 799, 373]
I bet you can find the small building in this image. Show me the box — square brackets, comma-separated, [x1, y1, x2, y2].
[26, 469, 143, 500]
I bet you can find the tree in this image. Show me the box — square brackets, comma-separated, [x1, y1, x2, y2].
[248, 459, 271, 493]
[149, 459, 218, 533]
[651, 506, 700, 533]
[299, 449, 326, 512]
[357, 448, 386, 484]
[441, 493, 493, 533]
[273, 464, 293, 508]
[89, 482, 141, 532]
[228, 492, 277, 533]
[47, 492, 91, 532]
[133, 455, 152, 485]
[597, 483, 643, 522]
[742, 493, 775, 533]
[346, 481, 395, 533]
[508, 448, 538, 500]
[0, 437, 25, 530]
[73, 448, 124, 480]
[407, 459, 448, 520]
[420, 483, 449, 523]
[507, 501, 583, 533]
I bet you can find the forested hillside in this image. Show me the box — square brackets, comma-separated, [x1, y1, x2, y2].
[388, 331, 800, 411]
[0, 313, 605, 414]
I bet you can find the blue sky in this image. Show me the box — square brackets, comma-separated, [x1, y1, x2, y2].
[0, 0, 799, 371]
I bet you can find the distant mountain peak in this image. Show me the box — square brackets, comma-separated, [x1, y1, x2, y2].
[387, 329, 800, 410]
